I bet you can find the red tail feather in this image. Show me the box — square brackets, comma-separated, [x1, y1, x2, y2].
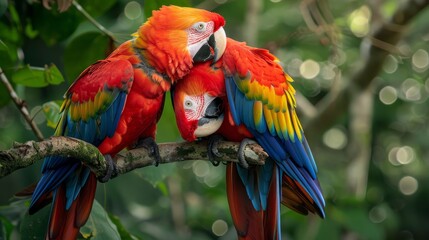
[227, 163, 281, 240]
[264, 165, 279, 240]
[281, 174, 321, 217]
[47, 173, 97, 240]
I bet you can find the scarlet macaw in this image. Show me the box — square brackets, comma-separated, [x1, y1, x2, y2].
[29, 6, 227, 240]
[172, 38, 325, 239]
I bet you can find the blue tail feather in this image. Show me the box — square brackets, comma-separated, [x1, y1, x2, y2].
[258, 159, 274, 210]
[31, 157, 79, 209]
[236, 164, 261, 210]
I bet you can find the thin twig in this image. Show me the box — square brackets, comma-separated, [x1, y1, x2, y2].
[0, 67, 44, 141]
[72, 0, 116, 42]
[0, 136, 269, 179]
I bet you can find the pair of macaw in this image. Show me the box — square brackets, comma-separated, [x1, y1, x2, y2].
[29, 4, 325, 240]
[172, 39, 326, 238]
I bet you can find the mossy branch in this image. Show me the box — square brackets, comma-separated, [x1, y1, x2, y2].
[0, 136, 268, 179]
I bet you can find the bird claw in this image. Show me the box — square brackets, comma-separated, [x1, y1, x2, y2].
[207, 135, 224, 166]
[237, 138, 256, 169]
[137, 137, 161, 167]
[99, 154, 117, 183]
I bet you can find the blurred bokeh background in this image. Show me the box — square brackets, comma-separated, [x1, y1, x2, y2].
[1, 0, 429, 239]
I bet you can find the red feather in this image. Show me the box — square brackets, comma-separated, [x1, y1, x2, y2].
[226, 163, 264, 240]
[264, 165, 280, 240]
[46, 173, 97, 240]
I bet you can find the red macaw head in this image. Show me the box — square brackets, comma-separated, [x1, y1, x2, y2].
[134, 5, 227, 80]
[172, 61, 226, 141]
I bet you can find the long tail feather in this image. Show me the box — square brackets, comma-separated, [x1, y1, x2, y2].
[47, 173, 97, 240]
[226, 163, 264, 239]
[227, 163, 281, 239]
[264, 165, 280, 240]
[281, 174, 325, 218]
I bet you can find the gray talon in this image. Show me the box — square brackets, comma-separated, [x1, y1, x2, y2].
[207, 135, 223, 166]
[99, 154, 117, 183]
[238, 138, 256, 169]
[137, 137, 161, 167]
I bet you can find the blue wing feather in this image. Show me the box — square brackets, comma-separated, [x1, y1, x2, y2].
[225, 77, 241, 125]
[225, 74, 325, 216]
[30, 89, 128, 211]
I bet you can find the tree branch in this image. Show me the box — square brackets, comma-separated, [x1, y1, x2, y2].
[0, 67, 44, 141]
[304, 0, 429, 136]
[0, 137, 268, 179]
[72, 1, 116, 42]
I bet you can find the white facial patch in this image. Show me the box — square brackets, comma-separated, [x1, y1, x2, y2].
[184, 95, 204, 121]
[187, 21, 214, 59]
[194, 114, 224, 137]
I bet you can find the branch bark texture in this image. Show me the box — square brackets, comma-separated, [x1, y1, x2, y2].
[0, 137, 268, 179]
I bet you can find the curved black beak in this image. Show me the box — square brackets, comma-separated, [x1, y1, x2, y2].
[193, 27, 226, 63]
[193, 34, 216, 63]
[198, 97, 224, 126]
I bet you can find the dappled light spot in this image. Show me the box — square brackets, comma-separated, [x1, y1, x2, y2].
[299, 59, 320, 79]
[401, 78, 422, 102]
[348, 5, 371, 37]
[270, 0, 282, 3]
[388, 147, 401, 166]
[389, 146, 415, 166]
[129, 202, 152, 220]
[412, 49, 429, 70]
[204, 167, 224, 188]
[321, 63, 336, 81]
[124, 1, 142, 20]
[369, 205, 387, 223]
[379, 86, 397, 105]
[396, 146, 414, 165]
[323, 127, 347, 150]
[383, 55, 398, 74]
[398, 176, 418, 195]
[193, 161, 210, 177]
[287, 58, 302, 77]
[212, 219, 228, 237]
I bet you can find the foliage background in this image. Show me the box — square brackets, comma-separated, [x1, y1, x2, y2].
[1, 0, 429, 239]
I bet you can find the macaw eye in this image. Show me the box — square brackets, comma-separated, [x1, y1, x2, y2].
[193, 22, 207, 32]
[184, 100, 193, 108]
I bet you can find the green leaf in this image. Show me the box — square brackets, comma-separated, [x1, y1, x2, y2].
[0, 215, 14, 240]
[12, 64, 64, 88]
[20, 206, 50, 240]
[135, 163, 176, 188]
[79, 0, 116, 18]
[42, 100, 63, 129]
[44, 64, 65, 85]
[80, 200, 121, 240]
[31, 4, 81, 45]
[108, 214, 140, 240]
[64, 31, 111, 81]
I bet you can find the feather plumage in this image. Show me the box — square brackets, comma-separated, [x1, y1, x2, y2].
[172, 37, 326, 239]
[29, 5, 226, 239]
